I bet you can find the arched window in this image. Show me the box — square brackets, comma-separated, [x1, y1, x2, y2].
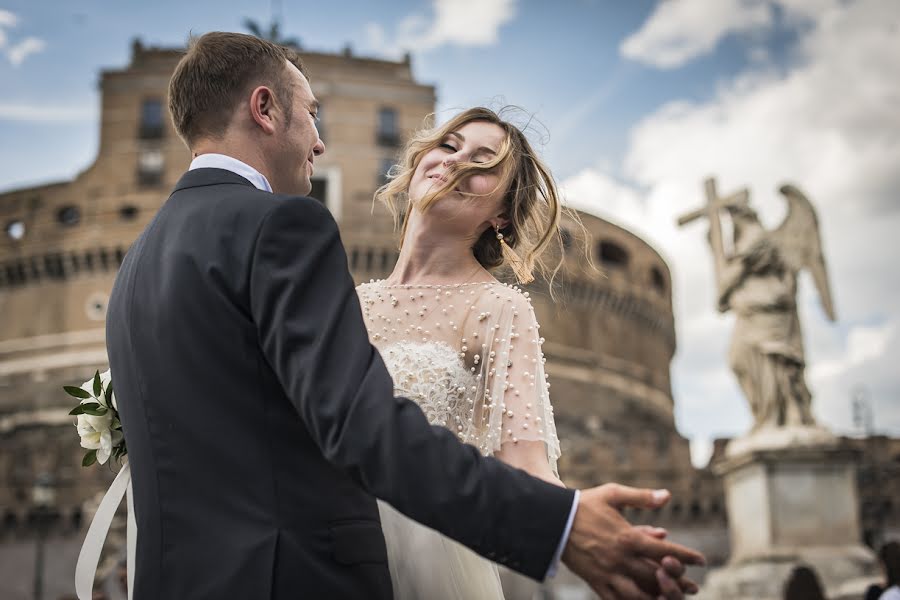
[377, 107, 399, 146]
[57, 205, 81, 226]
[139, 98, 164, 139]
[120, 205, 139, 221]
[560, 228, 573, 252]
[597, 240, 628, 268]
[650, 266, 666, 294]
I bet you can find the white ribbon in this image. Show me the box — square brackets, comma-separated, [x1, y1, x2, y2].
[75, 461, 136, 600]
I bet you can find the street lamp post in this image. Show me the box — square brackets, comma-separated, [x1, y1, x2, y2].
[852, 386, 883, 549]
[32, 472, 57, 600]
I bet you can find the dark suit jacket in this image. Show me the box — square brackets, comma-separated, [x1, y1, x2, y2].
[106, 168, 575, 599]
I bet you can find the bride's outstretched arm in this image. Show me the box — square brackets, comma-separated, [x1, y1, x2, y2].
[495, 440, 563, 486]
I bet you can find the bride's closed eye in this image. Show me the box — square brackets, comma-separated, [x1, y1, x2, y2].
[439, 143, 457, 152]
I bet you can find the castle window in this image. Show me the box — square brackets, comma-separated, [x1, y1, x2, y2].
[597, 240, 629, 268]
[377, 107, 399, 147]
[560, 228, 573, 251]
[86, 292, 109, 321]
[137, 148, 164, 187]
[309, 178, 327, 205]
[314, 102, 325, 143]
[44, 253, 66, 279]
[651, 266, 666, 294]
[5, 262, 26, 286]
[120, 205, 139, 220]
[5, 220, 25, 241]
[3, 510, 17, 533]
[139, 99, 164, 139]
[690, 501, 702, 519]
[57, 205, 81, 227]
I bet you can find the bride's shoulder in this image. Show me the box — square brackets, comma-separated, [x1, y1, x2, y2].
[480, 281, 536, 313]
[354, 279, 383, 295]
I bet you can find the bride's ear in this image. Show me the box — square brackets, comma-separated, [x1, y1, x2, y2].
[492, 215, 511, 231]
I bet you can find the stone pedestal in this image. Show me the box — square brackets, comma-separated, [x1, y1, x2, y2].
[699, 433, 878, 599]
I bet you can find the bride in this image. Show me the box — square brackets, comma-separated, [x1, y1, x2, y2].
[357, 107, 569, 599]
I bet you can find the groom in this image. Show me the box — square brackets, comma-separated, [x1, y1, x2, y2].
[106, 32, 703, 599]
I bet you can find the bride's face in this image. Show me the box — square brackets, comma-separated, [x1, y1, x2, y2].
[408, 120, 509, 235]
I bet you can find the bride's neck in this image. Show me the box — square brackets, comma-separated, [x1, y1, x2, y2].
[386, 220, 488, 286]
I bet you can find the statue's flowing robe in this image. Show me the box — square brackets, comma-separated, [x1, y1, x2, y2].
[722, 240, 816, 429]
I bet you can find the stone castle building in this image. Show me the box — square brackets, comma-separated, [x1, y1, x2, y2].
[1, 39, 897, 598]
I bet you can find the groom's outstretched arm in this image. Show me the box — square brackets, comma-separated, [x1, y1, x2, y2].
[249, 197, 573, 579]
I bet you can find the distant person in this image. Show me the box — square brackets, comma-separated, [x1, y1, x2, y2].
[877, 541, 900, 600]
[784, 564, 827, 600]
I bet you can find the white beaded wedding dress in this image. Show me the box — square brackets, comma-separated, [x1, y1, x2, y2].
[356, 280, 562, 600]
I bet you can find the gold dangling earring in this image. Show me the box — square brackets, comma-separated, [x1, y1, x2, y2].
[495, 224, 534, 284]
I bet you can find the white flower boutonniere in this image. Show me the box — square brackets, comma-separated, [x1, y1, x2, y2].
[65, 369, 126, 466]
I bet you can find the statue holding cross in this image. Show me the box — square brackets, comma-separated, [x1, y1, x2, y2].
[678, 178, 836, 439]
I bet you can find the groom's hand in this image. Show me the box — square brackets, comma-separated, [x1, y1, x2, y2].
[561, 484, 705, 599]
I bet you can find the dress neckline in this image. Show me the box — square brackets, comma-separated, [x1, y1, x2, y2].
[369, 279, 504, 290]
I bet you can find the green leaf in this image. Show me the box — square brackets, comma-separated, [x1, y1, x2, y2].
[105, 380, 114, 406]
[81, 406, 108, 417]
[64, 386, 92, 399]
[69, 405, 85, 416]
[93, 371, 102, 398]
[82, 450, 97, 467]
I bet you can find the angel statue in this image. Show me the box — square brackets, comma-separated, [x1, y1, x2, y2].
[678, 178, 836, 436]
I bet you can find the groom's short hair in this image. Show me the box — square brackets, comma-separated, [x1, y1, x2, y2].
[168, 31, 308, 148]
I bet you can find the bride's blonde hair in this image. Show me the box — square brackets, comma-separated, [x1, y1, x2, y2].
[375, 107, 564, 284]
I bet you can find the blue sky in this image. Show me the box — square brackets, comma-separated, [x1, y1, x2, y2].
[2, 0, 898, 466]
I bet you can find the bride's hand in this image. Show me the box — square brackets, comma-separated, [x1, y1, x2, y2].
[561, 484, 705, 599]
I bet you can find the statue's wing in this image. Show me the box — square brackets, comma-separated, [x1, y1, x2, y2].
[772, 184, 836, 321]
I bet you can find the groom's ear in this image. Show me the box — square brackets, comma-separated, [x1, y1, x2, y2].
[249, 85, 278, 135]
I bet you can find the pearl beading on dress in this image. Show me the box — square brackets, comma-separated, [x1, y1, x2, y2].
[356, 280, 560, 471]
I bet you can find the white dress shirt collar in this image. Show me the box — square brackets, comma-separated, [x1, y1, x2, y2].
[189, 153, 273, 193]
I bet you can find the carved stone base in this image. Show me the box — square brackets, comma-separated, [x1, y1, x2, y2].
[699, 441, 878, 599]
[725, 424, 837, 458]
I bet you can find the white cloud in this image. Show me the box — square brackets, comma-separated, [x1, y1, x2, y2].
[620, 0, 773, 69]
[365, 0, 517, 57]
[0, 9, 16, 49]
[0, 9, 16, 29]
[7, 36, 45, 66]
[568, 0, 900, 448]
[811, 322, 895, 381]
[0, 10, 45, 66]
[0, 103, 96, 123]
[559, 168, 648, 229]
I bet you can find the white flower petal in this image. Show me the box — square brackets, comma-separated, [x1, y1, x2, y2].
[80, 431, 101, 450]
[84, 412, 113, 432]
[97, 431, 112, 464]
